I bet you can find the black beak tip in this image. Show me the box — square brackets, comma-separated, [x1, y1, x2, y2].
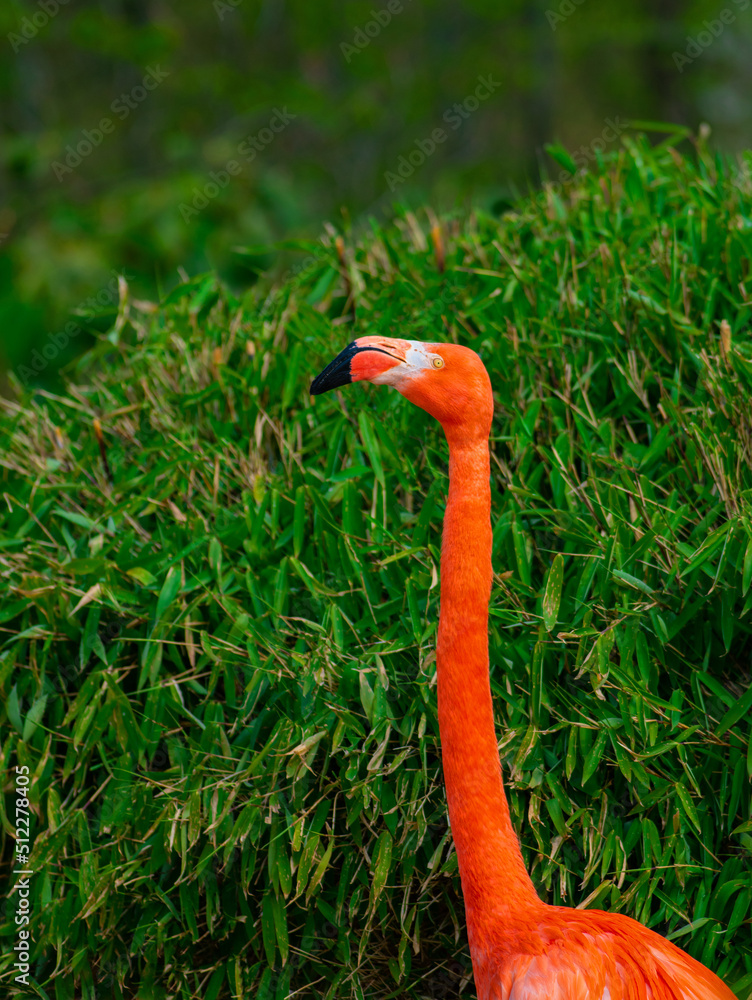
[310, 342, 358, 396]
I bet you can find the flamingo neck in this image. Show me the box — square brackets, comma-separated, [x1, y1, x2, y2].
[436, 434, 542, 945]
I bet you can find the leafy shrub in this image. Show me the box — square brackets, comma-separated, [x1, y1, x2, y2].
[1, 132, 751, 998]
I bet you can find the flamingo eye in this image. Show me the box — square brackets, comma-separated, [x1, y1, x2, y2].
[432, 357, 444, 369]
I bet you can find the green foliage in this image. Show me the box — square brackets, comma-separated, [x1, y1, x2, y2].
[1, 134, 752, 998]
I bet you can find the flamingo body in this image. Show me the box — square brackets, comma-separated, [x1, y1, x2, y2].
[311, 336, 734, 1000]
[473, 906, 733, 998]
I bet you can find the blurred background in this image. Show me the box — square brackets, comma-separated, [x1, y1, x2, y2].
[1, 0, 751, 389]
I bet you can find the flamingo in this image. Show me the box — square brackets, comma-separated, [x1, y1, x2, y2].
[311, 336, 736, 1000]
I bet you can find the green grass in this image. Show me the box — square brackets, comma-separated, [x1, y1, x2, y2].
[1, 129, 752, 999]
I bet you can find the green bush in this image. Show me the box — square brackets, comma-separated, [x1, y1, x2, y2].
[1, 132, 751, 999]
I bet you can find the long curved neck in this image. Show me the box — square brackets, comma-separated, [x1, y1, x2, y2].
[436, 431, 541, 945]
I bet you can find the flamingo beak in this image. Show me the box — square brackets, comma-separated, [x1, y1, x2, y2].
[310, 338, 406, 395]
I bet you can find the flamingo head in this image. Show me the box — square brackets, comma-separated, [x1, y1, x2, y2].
[310, 336, 493, 437]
